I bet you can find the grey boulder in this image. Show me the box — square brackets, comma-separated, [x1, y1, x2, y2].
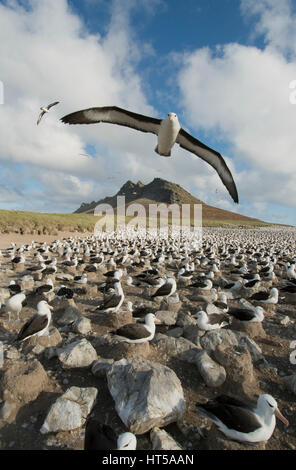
[107, 357, 186, 434]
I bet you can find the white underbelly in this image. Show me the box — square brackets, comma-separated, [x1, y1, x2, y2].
[156, 121, 180, 156]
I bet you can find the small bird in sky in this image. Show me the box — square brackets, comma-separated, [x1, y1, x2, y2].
[37, 101, 59, 125]
[61, 106, 239, 203]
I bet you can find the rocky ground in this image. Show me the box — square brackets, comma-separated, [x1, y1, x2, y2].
[0, 231, 295, 451]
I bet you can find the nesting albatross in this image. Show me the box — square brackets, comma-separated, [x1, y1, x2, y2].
[15, 300, 52, 342]
[195, 394, 289, 444]
[110, 313, 161, 344]
[84, 418, 137, 450]
[61, 106, 238, 203]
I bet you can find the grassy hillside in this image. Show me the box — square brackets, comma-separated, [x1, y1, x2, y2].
[0, 210, 96, 235]
[0, 208, 270, 236]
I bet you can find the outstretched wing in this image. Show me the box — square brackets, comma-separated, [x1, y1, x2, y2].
[61, 106, 161, 135]
[47, 101, 59, 109]
[37, 111, 45, 125]
[176, 128, 239, 203]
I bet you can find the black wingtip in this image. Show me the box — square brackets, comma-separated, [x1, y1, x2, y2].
[60, 115, 70, 124]
[230, 185, 239, 204]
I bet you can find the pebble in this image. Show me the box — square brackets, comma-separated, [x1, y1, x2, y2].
[287, 443, 295, 450]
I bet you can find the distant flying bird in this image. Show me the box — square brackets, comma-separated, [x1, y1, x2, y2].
[61, 106, 239, 203]
[79, 153, 91, 158]
[37, 101, 59, 125]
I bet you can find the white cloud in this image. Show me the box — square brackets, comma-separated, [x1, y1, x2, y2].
[241, 0, 296, 58]
[0, 0, 295, 225]
[0, 0, 159, 210]
[177, 0, 296, 218]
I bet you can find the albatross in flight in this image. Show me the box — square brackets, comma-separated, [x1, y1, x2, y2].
[61, 106, 239, 203]
[37, 101, 59, 125]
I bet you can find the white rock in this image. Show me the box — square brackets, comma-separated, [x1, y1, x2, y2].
[72, 317, 92, 335]
[150, 427, 183, 450]
[40, 398, 82, 434]
[40, 386, 97, 434]
[107, 357, 186, 434]
[194, 351, 226, 387]
[57, 338, 98, 368]
[155, 310, 178, 325]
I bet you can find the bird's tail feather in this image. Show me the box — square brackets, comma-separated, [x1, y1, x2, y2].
[154, 145, 171, 157]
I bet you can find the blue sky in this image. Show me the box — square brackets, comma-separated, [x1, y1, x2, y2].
[0, 0, 295, 225]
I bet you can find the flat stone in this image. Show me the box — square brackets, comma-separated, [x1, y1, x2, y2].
[5, 347, 21, 360]
[56, 306, 82, 325]
[40, 386, 98, 434]
[72, 317, 92, 335]
[95, 309, 133, 329]
[183, 325, 205, 347]
[195, 350, 226, 387]
[155, 310, 178, 326]
[52, 298, 77, 316]
[57, 338, 98, 368]
[152, 333, 199, 358]
[150, 427, 183, 450]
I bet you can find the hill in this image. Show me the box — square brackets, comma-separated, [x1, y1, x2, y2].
[75, 177, 268, 227]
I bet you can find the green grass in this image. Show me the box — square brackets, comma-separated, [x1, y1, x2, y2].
[0, 209, 272, 236]
[0, 210, 96, 235]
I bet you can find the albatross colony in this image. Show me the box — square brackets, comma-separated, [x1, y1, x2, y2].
[0, 225, 295, 450]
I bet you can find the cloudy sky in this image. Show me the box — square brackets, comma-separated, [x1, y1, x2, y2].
[0, 0, 295, 225]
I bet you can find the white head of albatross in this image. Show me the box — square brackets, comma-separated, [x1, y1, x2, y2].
[60, 106, 239, 203]
[117, 432, 137, 450]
